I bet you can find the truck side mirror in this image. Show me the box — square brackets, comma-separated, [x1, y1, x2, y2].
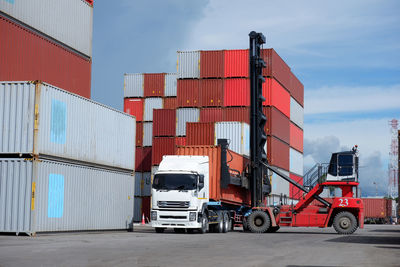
[198, 175, 204, 190]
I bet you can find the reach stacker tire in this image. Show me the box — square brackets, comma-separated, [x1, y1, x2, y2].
[333, 211, 358, 235]
[247, 210, 271, 233]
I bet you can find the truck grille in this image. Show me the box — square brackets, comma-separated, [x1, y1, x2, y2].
[157, 201, 190, 209]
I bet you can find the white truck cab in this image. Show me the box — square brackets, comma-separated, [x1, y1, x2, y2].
[150, 156, 210, 233]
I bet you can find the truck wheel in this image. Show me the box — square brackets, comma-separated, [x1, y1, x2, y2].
[333, 211, 358, 235]
[247, 210, 271, 233]
[215, 214, 224, 233]
[155, 227, 165, 233]
[222, 212, 229, 233]
[199, 215, 208, 234]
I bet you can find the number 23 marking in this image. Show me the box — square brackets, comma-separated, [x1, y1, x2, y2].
[339, 198, 348, 207]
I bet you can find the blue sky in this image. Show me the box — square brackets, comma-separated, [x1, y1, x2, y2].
[91, 0, 400, 197]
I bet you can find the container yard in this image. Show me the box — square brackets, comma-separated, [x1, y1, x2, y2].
[0, 1, 398, 266]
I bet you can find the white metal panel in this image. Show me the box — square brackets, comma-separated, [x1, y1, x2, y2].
[290, 148, 304, 176]
[143, 122, 153, 147]
[290, 97, 304, 129]
[177, 51, 200, 79]
[270, 168, 290, 197]
[0, 0, 93, 57]
[176, 108, 200, 136]
[143, 98, 163, 121]
[164, 73, 177, 96]
[0, 81, 136, 170]
[214, 122, 250, 156]
[124, 73, 144, 97]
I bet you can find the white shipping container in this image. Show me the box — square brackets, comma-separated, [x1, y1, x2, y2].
[290, 148, 304, 176]
[0, 158, 134, 235]
[177, 51, 200, 79]
[0, 0, 93, 57]
[290, 97, 304, 129]
[143, 122, 153, 147]
[143, 98, 163, 121]
[176, 108, 200, 136]
[164, 73, 177, 96]
[214, 122, 250, 156]
[270, 168, 290, 197]
[0, 81, 135, 170]
[124, 73, 144, 98]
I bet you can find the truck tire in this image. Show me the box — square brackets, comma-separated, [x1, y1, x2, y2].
[199, 215, 208, 234]
[247, 210, 271, 233]
[222, 212, 230, 233]
[155, 227, 165, 233]
[215, 212, 224, 233]
[333, 211, 358, 235]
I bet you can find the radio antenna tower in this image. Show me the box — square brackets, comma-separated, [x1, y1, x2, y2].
[388, 119, 398, 198]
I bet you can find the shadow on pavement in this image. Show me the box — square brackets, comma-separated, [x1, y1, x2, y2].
[327, 235, 400, 245]
[375, 246, 400, 249]
[370, 229, 400, 233]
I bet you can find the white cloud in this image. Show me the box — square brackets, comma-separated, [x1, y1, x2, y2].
[305, 84, 400, 114]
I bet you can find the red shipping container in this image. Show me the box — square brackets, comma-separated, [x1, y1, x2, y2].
[200, 79, 224, 107]
[144, 73, 165, 97]
[0, 15, 91, 98]
[224, 49, 249, 78]
[153, 109, 176, 137]
[290, 72, 304, 106]
[186, 122, 215, 145]
[290, 123, 303, 153]
[136, 122, 143, 147]
[362, 198, 390, 219]
[200, 108, 224, 123]
[175, 137, 186, 146]
[163, 97, 177, 109]
[261, 49, 291, 93]
[263, 107, 290, 144]
[289, 173, 303, 200]
[135, 147, 152, 172]
[124, 98, 144, 121]
[200, 50, 224, 78]
[152, 137, 176, 165]
[224, 78, 250, 107]
[267, 136, 289, 171]
[223, 107, 250, 124]
[263, 78, 290, 118]
[177, 79, 200, 107]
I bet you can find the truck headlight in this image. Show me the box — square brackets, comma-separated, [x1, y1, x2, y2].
[151, 211, 157, 221]
[189, 212, 196, 221]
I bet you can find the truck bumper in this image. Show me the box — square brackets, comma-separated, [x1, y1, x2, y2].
[150, 209, 202, 229]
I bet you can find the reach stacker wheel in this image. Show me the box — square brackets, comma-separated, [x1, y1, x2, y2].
[333, 211, 358, 235]
[247, 210, 271, 233]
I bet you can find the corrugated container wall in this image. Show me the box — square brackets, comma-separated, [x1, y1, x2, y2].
[0, 82, 135, 170]
[224, 49, 248, 78]
[267, 136, 289, 171]
[263, 78, 290, 118]
[362, 198, 389, 219]
[224, 79, 250, 107]
[142, 122, 153, 147]
[200, 108, 224, 123]
[186, 122, 215, 145]
[124, 74, 144, 98]
[0, 159, 134, 235]
[214, 122, 250, 156]
[177, 79, 200, 107]
[136, 122, 143, 147]
[0, 16, 91, 98]
[153, 109, 176, 137]
[290, 72, 304, 106]
[270, 168, 290, 196]
[200, 50, 224, 78]
[133, 197, 142, 222]
[135, 147, 152, 172]
[263, 107, 290, 144]
[261, 49, 291, 92]
[177, 51, 200, 79]
[176, 108, 200, 136]
[200, 79, 224, 107]
[163, 97, 177, 109]
[152, 137, 176, 166]
[144, 73, 165, 97]
[289, 148, 304, 176]
[124, 98, 144, 121]
[0, 0, 93, 57]
[135, 172, 151, 197]
[164, 73, 177, 97]
[290, 97, 304, 129]
[289, 173, 303, 200]
[290, 123, 303, 153]
[223, 107, 250, 124]
[175, 137, 186, 146]
[143, 98, 163, 121]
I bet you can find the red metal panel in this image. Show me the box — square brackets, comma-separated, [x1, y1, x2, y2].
[224, 49, 249, 78]
[135, 147, 152, 172]
[84, 0, 94, 6]
[223, 107, 250, 124]
[136, 122, 143, 147]
[200, 79, 224, 107]
[177, 79, 200, 107]
[362, 198, 388, 219]
[263, 78, 290, 118]
[0, 15, 91, 98]
[163, 97, 177, 109]
[261, 49, 291, 93]
[200, 50, 224, 78]
[124, 98, 144, 121]
[152, 137, 176, 166]
[290, 123, 303, 153]
[289, 173, 303, 200]
[175, 137, 186, 146]
[200, 108, 223, 123]
[290, 72, 304, 106]
[186, 122, 215, 145]
[263, 107, 290, 144]
[153, 109, 176, 137]
[144, 73, 165, 97]
[224, 78, 250, 107]
[141, 196, 151, 221]
[267, 136, 289, 171]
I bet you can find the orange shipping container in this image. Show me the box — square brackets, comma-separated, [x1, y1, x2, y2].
[176, 146, 251, 206]
[186, 122, 215, 145]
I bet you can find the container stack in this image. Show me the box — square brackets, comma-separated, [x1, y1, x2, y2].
[0, 0, 93, 98]
[0, 81, 136, 235]
[123, 73, 177, 221]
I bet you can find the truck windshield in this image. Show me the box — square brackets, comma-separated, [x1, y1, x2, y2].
[152, 174, 197, 190]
